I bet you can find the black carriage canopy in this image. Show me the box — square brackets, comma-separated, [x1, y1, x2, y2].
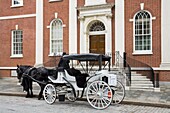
[63, 53, 111, 70]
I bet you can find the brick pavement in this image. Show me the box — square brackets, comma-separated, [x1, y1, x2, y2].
[0, 77, 170, 108]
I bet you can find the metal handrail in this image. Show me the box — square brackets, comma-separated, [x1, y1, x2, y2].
[124, 53, 155, 87]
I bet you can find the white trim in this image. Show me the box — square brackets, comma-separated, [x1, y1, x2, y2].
[49, 0, 62, 2]
[0, 14, 36, 20]
[129, 19, 133, 22]
[11, 0, 23, 7]
[140, 3, 144, 10]
[35, 0, 43, 65]
[11, 30, 23, 57]
[0, 67, 17, 70]
[49, 19, 63, 55]
[48, 53, 62, 57]
[79, 5, 113, 55]
[10, 55, 23, 58]
[152, 17, 156, 20]
[15, 25, 18, 30]
[132, 51, 153, 55]
[11, 5, 23, 8]
[55, 13, 58, 18]
[69, 0, 77, 54]
[132, 10, 153, 54]
[85, 0, 106, 6]
[160, 0, 170, 68]
[115, 0, 125, 57]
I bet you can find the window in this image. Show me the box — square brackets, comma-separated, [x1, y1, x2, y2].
[11, 30, 23, 57]
[11, 0, 23, 7]
[89, 21, 105, 32]
[50, 19, 63, 55]
[133, 10, 152, 54]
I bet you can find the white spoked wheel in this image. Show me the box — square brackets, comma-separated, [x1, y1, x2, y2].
[43, 84, 57, 104]
[66, 88, 78, 102]
[86, 81, 113, 110]
[111, 80, 125, 104]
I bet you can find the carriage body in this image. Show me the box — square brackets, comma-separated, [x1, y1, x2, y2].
[43, 53, 125, 110]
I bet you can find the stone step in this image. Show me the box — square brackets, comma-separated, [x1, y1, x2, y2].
[130, 85, 154, 89]
[131, 84, 153, 88]
[130, 87, 154, 91]
[131, 75, 148, 80]
[132, 80, 152, 84]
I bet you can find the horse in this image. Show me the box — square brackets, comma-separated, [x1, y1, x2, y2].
[16, 65, 49, 100]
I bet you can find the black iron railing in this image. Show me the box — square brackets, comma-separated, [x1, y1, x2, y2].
[123, 52, 155, 87]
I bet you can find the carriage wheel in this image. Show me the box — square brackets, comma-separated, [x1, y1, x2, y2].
[66, 89, 79, 102]
[111, 80, 125, 104]
[43, 84, 57, 104]
[86, 81, 113, 110]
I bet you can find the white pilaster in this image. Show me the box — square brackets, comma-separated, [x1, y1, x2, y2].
[79, 17, 86, 53]
[115, 0, 125, 57]
[106, 15, 112, 55]
[69, 0, 77, 54]
[160, 0, 170, 69]
[35, 0, 43, 65]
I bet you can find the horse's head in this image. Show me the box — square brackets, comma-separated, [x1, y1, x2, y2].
[16, 65, 24, 80]
[16, 65, 32, 81]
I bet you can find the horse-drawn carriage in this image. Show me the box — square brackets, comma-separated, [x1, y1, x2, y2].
[42, 53, 125, 110]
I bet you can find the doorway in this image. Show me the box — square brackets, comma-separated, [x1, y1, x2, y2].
[89, 35, 105, 54]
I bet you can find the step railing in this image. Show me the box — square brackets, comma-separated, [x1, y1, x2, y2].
[114, 51, 131, 86]
[123, 52, 155, 87]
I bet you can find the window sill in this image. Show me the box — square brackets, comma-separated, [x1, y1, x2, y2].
[10, 55, 23, 58]
[132, 51, 153, 55]
[11, 5, 23, 8]
[49, 0, 62, 3]
[48, 53, 62, 57]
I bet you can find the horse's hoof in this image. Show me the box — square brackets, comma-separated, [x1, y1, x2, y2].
[26, 95, 30, 98]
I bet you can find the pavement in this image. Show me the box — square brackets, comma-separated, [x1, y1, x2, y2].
[0, 77, 170, 108]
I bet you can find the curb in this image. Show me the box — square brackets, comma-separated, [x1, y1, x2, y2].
[0, 92, 170, 108]
[122, 100, 170, 108]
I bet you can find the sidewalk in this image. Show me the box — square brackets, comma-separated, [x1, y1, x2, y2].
[0, 77, 170, 108]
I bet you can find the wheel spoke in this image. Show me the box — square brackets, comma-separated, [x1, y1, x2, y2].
[87, 81, 112, 109]
[43, 84, 56, 104]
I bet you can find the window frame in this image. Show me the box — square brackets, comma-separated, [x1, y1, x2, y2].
[11, 30, 23, 58]
[133, 10, 153, 55]
[11, 0, 23, 7]
[49, 19, 63, 56]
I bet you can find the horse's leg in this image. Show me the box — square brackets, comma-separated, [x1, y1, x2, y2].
[24, 78, 30, 98]
[29, 80, 33, 97]
[26, 90, 30, 98]
[38, 84, 45, 100]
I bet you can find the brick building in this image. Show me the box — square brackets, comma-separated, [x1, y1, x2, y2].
[0, 0, 170, 83]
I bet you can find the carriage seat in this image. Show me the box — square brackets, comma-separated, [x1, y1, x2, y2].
[65, 68, 89, 88]
[66, 67, 81, 77]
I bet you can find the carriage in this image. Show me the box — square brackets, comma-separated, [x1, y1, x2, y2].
[43, 53, 125, 110]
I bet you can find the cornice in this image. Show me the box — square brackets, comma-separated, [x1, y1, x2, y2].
[77, 3, 115, 11]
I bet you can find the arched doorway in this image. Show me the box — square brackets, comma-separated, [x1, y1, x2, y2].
[88, 21, 106, 55]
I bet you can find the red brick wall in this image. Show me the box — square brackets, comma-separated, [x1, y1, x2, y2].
[159, 71, 170, 81]
[0, 0, 36, 16]
[125, 0, 161, 67]
[0, 70, 11, 77]
[43, 0, 69, 63]
[0, 18, 36, 67]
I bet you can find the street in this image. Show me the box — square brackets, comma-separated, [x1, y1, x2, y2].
[0, 95, 169, 113]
